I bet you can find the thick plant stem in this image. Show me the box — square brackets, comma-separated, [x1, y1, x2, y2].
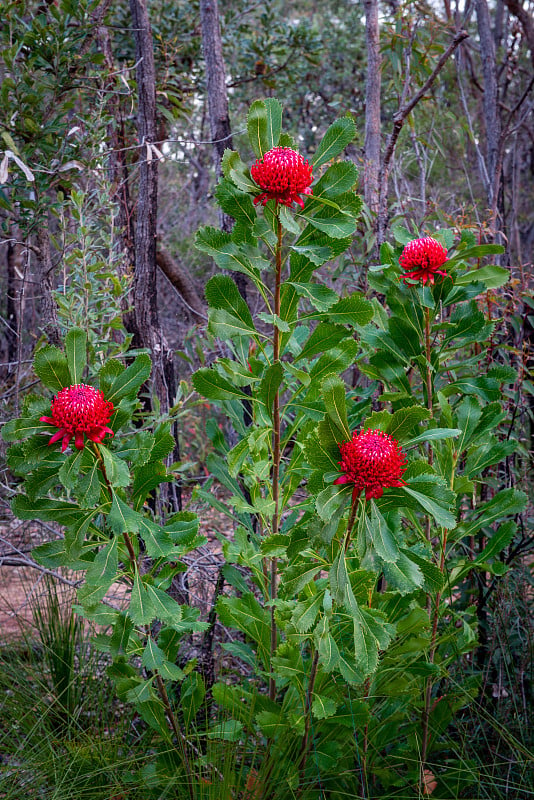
[298, 649, 319, 786]
[269, 215, 283, 701]
[420, 529, 448, 787]
[93, 443, 137, 569]
[424, 306, 434, 456]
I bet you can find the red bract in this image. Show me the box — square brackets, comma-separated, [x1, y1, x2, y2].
[251, 147, 313, 209]
[40, 384, 114, 452]
[334, 428, 407, 501]
[399, 237, 449, 285]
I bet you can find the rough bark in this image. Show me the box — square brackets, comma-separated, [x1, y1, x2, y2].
[129, 0, 182, 512]
[363, 0, 381, 213]
[476, 0, 502, 210]
[35, 222, 61, 347]
[199, 0, 233, 179]
[199, 0, 248, 301]
[156, 247, 206, 322]
[502, 0, 534, 68]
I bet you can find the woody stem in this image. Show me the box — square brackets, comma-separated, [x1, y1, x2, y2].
[269, 214, 283, 702]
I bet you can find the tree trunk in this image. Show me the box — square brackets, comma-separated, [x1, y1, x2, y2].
[476, 0, 502, 213]
[199, 0, 233, 180]
[35, 222, 61, 347]
[363, 0, 381, 214]
[129, 0, 182, 512]
[199, 0, 248, 301]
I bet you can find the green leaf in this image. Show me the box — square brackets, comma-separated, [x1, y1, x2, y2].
[209, 308, 258, 340]
[65, 327, 87, 385]
[129, 569, 156, 626]
[381, 550, 423, 595]
[105, 353, 151, 403]
[403, 486, 457, 529]
[207, 720, 244, 742]
[85, 537, 118, 587]
[217, 593, 271, 668]
[290, 244, 333, 266]
[312, 695, 338, 720]
[464, 439, 516, 478]
[314, 617, 340, 672]
[455, 265, 509, 289]
[12, 495, 83, 525]
[385, 406, 431, 441]
[321, 374, 350, 440]
[295, 323, 348, 362]
[109, 613, 133, 656]
[291, 592, 324, 633]
[100, 445, 130, 488]
[247, 99, 281, 157]
[474, 521, 516, 563]
[314, 161, 358, 197]
[192, 367, 251, 401]
[205, 274, 254, 328]
[391, 225, 413, 245]
[34, 345, 71, 392]
[279, 204, 302, 234]
[404, 428, 461, 447]
[461, 489, 527, 539]
[288, 282, 338, 312]
[215, 179, 257, 225]
[327, 293, 374, 327]
[312, 117, 356, 169]
[316, 483, 352, 521]
[364, 502, 399, 562]
[309, 340, 359, 385]
[258, 361, 283, 419]
[302, 211, 356, 239]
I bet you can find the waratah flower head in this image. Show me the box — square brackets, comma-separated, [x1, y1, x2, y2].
[334, 428, 407, 501]
[399, 236, 449, 285]
[40, 384, 114, 452]
[251, 146, 313, 209]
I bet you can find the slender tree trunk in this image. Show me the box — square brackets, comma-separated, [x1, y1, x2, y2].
[199, 0, 233, 181]
[363, 0, 381, 214]
[129, 0, 182, 512]
[35, 221, 61, 347]
[199, 0, 248, 302]
[476, 0, 502, 213]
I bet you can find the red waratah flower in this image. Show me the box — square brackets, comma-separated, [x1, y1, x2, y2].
[40, 384, 114, 452]
[334, 428, 407, 501]
[399, 236, 449, 285]
[250, 146, 313, 209]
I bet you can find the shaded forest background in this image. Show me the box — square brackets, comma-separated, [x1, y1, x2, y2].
[0, 0, 533, 406]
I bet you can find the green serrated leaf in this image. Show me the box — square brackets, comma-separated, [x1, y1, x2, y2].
[129, 569, 156, 626]
[34, 345, 71, 392]
[192, 367, 251, 401]
[312, 117, 356, 169]
[288, 282, 338, 312]
[65, 327, 87, 385]
[105, 353, 151, 403]
[321, 374, 350, 440]
[327, 293, 374, 327]
[258, 361, 283, 419]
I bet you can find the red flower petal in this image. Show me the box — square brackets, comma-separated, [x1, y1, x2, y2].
[251, 147, 313, 209]
[40, 384, 114, 452]
[399, 237, 450, 285]
[336, 428, 407, 501]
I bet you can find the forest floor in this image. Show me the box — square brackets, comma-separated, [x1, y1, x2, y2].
[0, 484, 232, 642]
